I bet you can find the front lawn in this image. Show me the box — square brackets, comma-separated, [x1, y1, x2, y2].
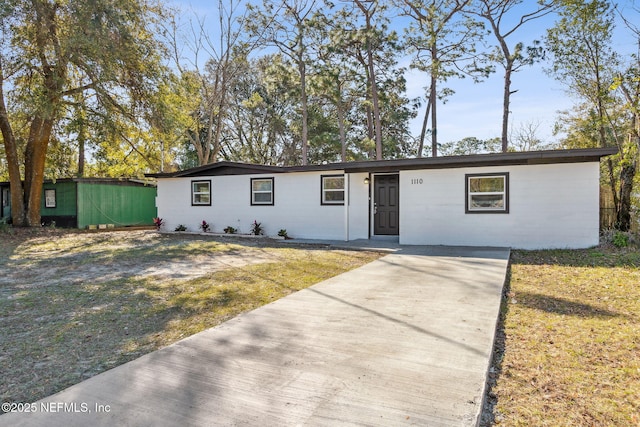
[0, 229, 382, 407]
[485, 246, 640, 426]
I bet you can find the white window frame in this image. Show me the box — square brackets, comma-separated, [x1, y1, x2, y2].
[321, 175, 345, 205]
[44, 189, 56, 208]
[191, 180, 211, 206]
[251, 178, 274, 206]
[465, 173, 509, 213]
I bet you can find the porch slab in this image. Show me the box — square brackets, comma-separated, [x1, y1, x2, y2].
[2, 245, 510, 427]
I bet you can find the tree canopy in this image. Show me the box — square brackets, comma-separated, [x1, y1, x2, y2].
[0, 0, 169, 226]
[1, 0, 638, 230]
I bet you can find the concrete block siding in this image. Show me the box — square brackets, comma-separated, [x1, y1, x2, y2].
[157, 172, 369, 241]
[153, 149, 612, 249]
[401, 163, 599, 249]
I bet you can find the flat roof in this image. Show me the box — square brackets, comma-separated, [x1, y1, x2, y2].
[146, 147, 618, 178]
[0, 178, 156, 187]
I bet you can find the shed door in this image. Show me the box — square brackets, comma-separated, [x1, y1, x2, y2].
[374, 174, 399, 235]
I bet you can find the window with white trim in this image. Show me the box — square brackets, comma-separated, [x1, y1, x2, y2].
[191, 180, 211, 206]
[465, 173, 509, 213]
[321, 175, 345, 205]
[44, 189, 56, 208]
[251, 178, 274, 205]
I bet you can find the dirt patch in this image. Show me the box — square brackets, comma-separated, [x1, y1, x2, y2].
[0, 229, 382, 406]
[1, 230, 282, 289]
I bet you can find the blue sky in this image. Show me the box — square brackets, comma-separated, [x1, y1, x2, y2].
[168, 0, 638, 147]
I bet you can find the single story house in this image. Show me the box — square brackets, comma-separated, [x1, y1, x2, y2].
[0, 178, 157, 228]
[148, 147, 617, 249]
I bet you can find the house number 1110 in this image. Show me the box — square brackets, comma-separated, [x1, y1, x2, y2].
[411, 178, 423, 185]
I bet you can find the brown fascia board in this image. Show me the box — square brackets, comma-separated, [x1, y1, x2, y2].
[285, 147, 619, 173]
[146, 161, 285, 178]
[348, 147, 619, 173]
[146, 147, 618, 178]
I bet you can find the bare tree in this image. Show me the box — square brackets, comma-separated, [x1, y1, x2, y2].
[399, 0, 488, 157]
[167, 0, 254, 166]
[470, 0, 554, 152]
[509, 119, 551, 151]
[246, 0, 318, 165]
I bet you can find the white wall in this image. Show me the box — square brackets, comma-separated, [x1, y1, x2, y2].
[347, 172, 370, 240]
[157, 171, 355, 240]
[157, 162, 601, 248]
[399, 162, 600, 249]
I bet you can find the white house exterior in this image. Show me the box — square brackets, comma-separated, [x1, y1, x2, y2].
[149, 148, 617, 249]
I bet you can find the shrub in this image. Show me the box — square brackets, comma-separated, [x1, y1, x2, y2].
[612, 231, 630, 248]
[153, 217, 164, 231]
[175, 224, 187, 232]
[278, 229, 288, 238]
[250, 220, 263, 236]
[200, 220, 210, 232]
[224, 226, 237, 234]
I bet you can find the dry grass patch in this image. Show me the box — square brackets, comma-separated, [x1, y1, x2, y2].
[489, 248, 640, 426]
[0, 229, 382, 407]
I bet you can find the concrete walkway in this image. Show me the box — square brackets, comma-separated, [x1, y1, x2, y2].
[2, 245, 510, 427]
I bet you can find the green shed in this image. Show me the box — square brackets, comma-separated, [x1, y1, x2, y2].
[0, 178, 157, 228]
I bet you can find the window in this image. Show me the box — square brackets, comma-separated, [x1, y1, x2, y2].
[44, 189, 56, 208]
[191, 180, 211, 206]
[465, 173, 509, 213]
[251, 178, 274, 205]
[321, 175, 345, 205]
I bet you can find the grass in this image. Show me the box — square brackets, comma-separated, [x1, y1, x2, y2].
[5, 227, 638, 424]
[487, 246, 640, 426]
[0, 229, 382, 407]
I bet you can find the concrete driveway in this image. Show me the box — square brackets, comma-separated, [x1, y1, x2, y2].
[2, 245, 510, 427]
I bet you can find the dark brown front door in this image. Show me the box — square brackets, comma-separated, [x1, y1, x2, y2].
[374, 174, 399, 235]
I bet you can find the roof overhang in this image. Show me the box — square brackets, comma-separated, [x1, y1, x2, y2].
[146, 147, 619, 178]
[146, 161, 284, 178]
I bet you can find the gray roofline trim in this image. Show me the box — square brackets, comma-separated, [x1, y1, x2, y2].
[1, 178, 157, 187]
[146, 147, 618, 178]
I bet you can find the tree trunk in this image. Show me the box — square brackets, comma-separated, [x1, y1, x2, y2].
[502, 60, 513, 152]
[616, 162, 636, 231]
[1, 3, 62, 227]
[417, 92, 431, 158]
[78, 131, 85, 177]
[366, 104, 375, 159]
[24, 117, 54, 226]
[355, 48, 375, 159]
[430, 76, 437, 155]
[606, 158, 619, 213]
[598, 90, 619, 216]
[366, 33, 382, 160]
[299, 55, 309, 165]
[354, 0, 382, 160]
[211, 48, 233, 164]
[337, 99, 347, 162]
[0, 80, 26, 226]
[431, 45, 438, 157]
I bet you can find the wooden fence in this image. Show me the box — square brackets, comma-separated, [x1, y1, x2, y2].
[600, 187, 639, 232]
